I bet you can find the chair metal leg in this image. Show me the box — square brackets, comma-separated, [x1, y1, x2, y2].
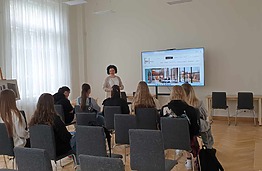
[3, 155, 7, 168]
[235, 110, 238, 126]
[190, 153, 195, 171]
[227, 108, 230, 125]
[253, 110, 256, 126]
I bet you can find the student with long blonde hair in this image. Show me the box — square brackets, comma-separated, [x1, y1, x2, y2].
[131, 81, 157, 113]
[0, 89, 29, 147]
[182, 83, 214, 149]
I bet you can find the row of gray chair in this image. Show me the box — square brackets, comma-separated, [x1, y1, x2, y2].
[211, 92, 256, 126]
[0, 116, 193, 171]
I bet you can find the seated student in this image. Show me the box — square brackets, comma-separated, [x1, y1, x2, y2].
[29, 93, 75, 156]
[182, 82, 214, 149]
[165, 85, 200, 170]
[132, 81, 156, 113]
[53, 86, 74, 124]
[0, 89, 29, 147]
[76, 83, 104, 126]
[102, 85, 130, 114]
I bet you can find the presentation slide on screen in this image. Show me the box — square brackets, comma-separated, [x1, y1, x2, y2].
[141, 48, 204, 86]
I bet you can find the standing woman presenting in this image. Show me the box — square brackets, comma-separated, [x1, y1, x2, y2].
[103, 65, 124, 98]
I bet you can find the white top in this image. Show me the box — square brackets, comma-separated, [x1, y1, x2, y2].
[0, 110, 29, 147]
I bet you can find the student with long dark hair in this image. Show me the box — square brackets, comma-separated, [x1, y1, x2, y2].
[29, 93, 74, 156]
[76, 83, 104, 125]
[0, 89, 29, 147]
[102, 85, 129, 114]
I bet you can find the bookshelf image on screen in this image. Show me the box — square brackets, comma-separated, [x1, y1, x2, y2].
[142, 47, 204, 86]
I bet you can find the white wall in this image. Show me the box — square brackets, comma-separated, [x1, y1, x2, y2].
[69, 0, 262, 116]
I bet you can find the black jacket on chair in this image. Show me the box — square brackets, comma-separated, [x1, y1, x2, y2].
[167, 100, 200, 139]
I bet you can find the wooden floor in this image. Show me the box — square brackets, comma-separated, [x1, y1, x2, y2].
[1, 119, 262, 171]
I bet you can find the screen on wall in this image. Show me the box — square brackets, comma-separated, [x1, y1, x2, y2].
[141, 47, 205, 86]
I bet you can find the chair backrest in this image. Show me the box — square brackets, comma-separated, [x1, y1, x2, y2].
[75, 105, 81, 113]
[160, 117, 191, 151]
[76, 113, 97, 126]
[76, 126, 107, 157]
[79, 154, 124, 171]
[114, 114, 136, 145]
[54, 104, 65, 122]
[237, 92, 254, 110]
[135, 108, 158, 130]
[29, 125, 56, 160]
[14, 147, 52, 171]
[212, 92, 227, 109]
[0, 123, 14, 156]
[120, 92, 128, 102]
[104, 106, 122, 130]
[129, 129, 165, 171]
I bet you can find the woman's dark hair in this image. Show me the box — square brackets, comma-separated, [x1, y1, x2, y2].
[106, 65, 117, 75]
[80, 83, 91, 110]
[111, 85, 120, 98]
[58, 86, 70, 94]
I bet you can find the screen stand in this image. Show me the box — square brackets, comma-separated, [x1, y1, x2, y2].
[155, 86, 171, 99]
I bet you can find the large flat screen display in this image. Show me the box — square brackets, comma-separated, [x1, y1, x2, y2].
[141, 47, 205, 86]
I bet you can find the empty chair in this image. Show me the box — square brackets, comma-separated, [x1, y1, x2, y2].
[76, 113, 97, 126]
[0, 123, 15, 169]
[114, 114, 136, 162]
[76, 125, 122, 158]
[211, 92, 230, 125]
[235, 92, 256, 126]
[29, 125, 76, 170]
[135, 108, 158, 130]
[161, 117, 197, 171]
[129, 129, 177, 171]
[14, 147, 52, 171]
[79, 154, 124, 171]
[104, 106, 122, 131]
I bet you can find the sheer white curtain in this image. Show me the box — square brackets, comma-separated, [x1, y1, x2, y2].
[0, 0, 71, 117]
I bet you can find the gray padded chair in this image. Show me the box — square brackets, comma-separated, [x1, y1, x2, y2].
[235, 92, 256, 126]
[160, 117, 197, 171]
[76, 113, 97, 126]
[79, 154, 124, 171]
[135, 108, 158, 130]
[54, 104, 75, 126]
[104, 106, 122, 131]
[0, 123, 15, 169]
[14, 147, 52, 171]
[76, 126, 122, 158]
[29, 125, 76, 170]
[211, 92, 230, 125]
[129, 129, 177, 171]
[114, 114, 136, 162]
[74, 105, 81, 113]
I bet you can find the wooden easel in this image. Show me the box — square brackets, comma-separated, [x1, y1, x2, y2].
[0, 67, 4, 80]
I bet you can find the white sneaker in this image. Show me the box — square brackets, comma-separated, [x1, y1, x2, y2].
[185, 159, 192, 170]
[175, 149, 182, 156]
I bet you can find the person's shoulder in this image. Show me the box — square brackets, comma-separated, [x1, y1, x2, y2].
[102, 98, 111, 105]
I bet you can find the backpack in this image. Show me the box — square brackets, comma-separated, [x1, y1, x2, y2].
[199, 146, 224, 171]
[81, 98, 97, 113]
